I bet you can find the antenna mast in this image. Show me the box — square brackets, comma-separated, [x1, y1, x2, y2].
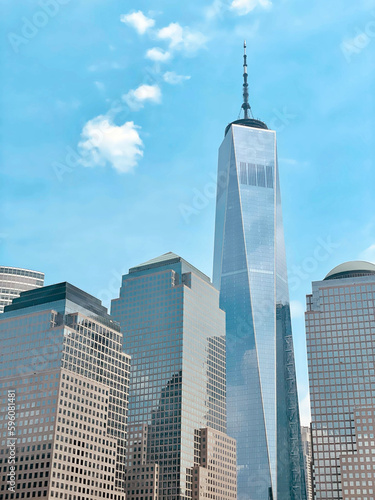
[242, 41, 253, 119]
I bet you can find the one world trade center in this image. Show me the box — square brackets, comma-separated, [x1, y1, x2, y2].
[212, 43, 306, 500]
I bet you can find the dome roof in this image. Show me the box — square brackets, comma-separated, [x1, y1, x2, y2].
[324, 261, 375, 281]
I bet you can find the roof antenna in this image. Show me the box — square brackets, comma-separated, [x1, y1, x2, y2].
[242, 41, 253, 120]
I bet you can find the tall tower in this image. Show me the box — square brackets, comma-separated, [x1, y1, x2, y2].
[212, 43, 306, 500]
[306, 261, 375, 499]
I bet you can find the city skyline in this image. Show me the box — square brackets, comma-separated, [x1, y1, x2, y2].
[2, 0, 375, 430]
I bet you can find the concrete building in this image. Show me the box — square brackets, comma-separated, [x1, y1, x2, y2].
[0, 266, 44, 313]
[0, 282, 130, 499]
[306, 261, 375, 499]
[192, 427, 237, 500]
[111, 252, 236, 500]
[125, 463, 159, 500]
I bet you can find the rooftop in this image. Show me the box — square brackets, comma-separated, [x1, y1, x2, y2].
[324, 261, 375, 281]
[225, 118, 268, 136]
[129, 252, 211, 283]
[4, 282, 109, 317]
[0, 266, 44, 278]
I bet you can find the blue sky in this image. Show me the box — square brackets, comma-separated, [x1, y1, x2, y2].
[1, 0, 375, 424]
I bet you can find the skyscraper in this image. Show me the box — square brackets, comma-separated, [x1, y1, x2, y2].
[0, 266, 44, 313]
[306, 261, 375, 499]
[111, 252, 237, 500]
[212, 43, 306, 500]
[0, 282, 130, 499]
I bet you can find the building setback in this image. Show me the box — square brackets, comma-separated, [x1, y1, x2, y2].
[0, 282, 130, 500]
[306, 261, 375, 499]
[0, 266, 44, 313]
[111, 252, 237, 500]
[212, 43, 306, 500]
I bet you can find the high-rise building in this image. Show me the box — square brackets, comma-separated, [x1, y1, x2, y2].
[0, 266, 44, 313]
[111, 252, 237, 500]
[212, 43, 306, 499]
[306, 261, 375, 499]
[301, 426, 313, 500]
[0, 282, 130, 499]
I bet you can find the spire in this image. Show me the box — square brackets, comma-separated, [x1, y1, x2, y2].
[242, 41, 253, 119]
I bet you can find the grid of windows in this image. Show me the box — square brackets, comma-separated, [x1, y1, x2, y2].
[192, 428, 237, 500]
[0, 286, 130, 499]
[111, 255, 230, 500]
[340, 407, 375, 500]
[306, 276, 375, 500]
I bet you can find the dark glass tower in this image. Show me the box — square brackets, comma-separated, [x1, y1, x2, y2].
[212, 43, 306, 500]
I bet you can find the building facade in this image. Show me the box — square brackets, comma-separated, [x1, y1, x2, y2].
[301, 426, 313, 500]
[0, 266, 44, 313]
[192, 427, 237, 500]
[306, 261, 375, 499]
[212, 45, 306, 500]
[111, 252, 236, 500]
[0, 282, 130, 499]
[340, 407, 375, 500]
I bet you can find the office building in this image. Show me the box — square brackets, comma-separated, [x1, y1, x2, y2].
[301, 426, 313, 500]
[212, 43, 306, 499]
[306, 261, 375, 499]
[0, 282, 130, 499]
[0, 266, 44, 313]
[111, 252, 236, 500]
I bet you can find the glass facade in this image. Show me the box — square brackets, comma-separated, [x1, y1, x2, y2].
[111, 253, 232, 500]
[213, 122, 306, 500]
[306, 263, 375, 499]
[0, 282, 130, 499]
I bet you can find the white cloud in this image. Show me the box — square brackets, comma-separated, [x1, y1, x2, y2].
[359, 243, 375, 263]
[163, 71, 191, 84]
[78, 115, 143, 174]
[230, 0, 272, 15]
[122, 84, 162, 111]
[299, 392, 311, 427]
[146, 47, 171, 62]
[120, 11, 155, 35]
[157, 22, 207, 53]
